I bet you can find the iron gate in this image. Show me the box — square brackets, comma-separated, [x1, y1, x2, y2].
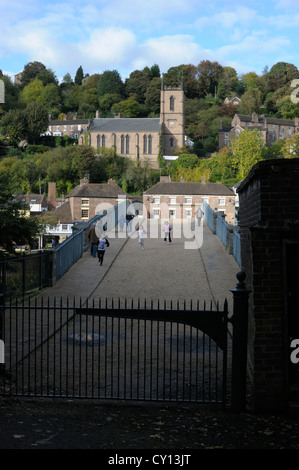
[0, 296, 230, 405]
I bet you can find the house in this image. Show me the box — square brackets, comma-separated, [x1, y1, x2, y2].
[42, 200, 74, 246]
[143, 176, 236, 225]
[46, 116, 89, 139]
[78, 84, 186, 169]
[224, 96, 241, 106]
[65, 177, 128, 222]
[219, 112, 299, 149]
[15, 194, 48, 216]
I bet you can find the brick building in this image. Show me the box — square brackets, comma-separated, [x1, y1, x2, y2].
[65, 177, 128, 222]
[219, 112, 299, 149]
[237, 158, 299, 410]
[46, 117, 89, 139]
[143, 177, 236, 224]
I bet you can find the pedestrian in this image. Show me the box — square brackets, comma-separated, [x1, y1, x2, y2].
[137, 225, 146, 250]
[119, 215, 125, 232]
[162, 221, 172, 243]
[126, 214, 133, 232]
[97, 233, 110, 265]
[88, 223, 99, 257]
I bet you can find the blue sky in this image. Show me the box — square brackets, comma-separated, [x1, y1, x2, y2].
[0, 0, 298, 82]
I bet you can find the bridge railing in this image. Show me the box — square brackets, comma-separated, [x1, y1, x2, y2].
[203, 201, 241, 267]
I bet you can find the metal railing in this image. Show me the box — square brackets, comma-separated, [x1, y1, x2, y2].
[0, 251, 51, 297]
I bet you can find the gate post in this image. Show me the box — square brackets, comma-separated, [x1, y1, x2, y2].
[230, 271, 251, 411]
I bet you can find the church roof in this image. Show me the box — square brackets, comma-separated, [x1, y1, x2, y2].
[88, 118, 161, 133]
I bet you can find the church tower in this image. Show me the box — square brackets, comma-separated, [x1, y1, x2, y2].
[160, 82, 185, 157]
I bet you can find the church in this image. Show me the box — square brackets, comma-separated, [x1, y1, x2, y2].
[78, 84, 185, 169]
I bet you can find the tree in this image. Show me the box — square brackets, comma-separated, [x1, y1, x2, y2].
[231, 128, 264, 179]
[0, 189, 42, 253]
[20, 61, 58, 87]
[144, 77, 161, 115]
[125, 70, 151, 103]
[238, 88, 263, 114]
[111, 96, 145, 118]
[0, 109, 27, 145]
[281, 135, 299, 159]
[25, 102, 49, 144]
[75, 66, 84, 85]
[97, 70, 124, 98]
[197, 60, 224, 98]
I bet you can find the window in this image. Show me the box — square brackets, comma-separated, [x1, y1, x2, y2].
[121, 135, 125, 154]
[153, 209, 160, 219]
[56, 126, 60, 131]
[169, 197, 176, 205]
[78, 125, 81, 131]
[102, 135, 105, 147]
[185, 197, 192, 204]
[219, 198, 225, 205]
[153, 197, 160, 204]
[62, 224, 68, 231]
[143, 135, 147, 154]
[63, 125, 67, 131]
[70, 125, 74, 131]
[49, 126, 52, 131]
[126, 135, 130, 154]
[81, 199, 89, 206]
[148, 135, 152, 154]
[81, 209, 89, 219]
[170, 96, 174, 111]
[170, 138, 174, 147]
[185, 209, 192, 219]
[97, 135, 101, 147]
[246, 122, 251, 126]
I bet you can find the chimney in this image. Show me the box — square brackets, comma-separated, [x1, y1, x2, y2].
[160, 176, 171, 182]
[80, 177, 89, 185]
[180, 177, 185, 183]
[252, 112, 258, 123]
[96, 110, 100, 118]
[202, 177, 206, 184]
[47, 182, 57, 210]
[108, 179, 117, 185]
[114, 113, 121, 119]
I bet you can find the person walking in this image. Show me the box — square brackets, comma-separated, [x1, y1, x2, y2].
[119, 215, 125, 232]
[88, 223, 99, 257]
[137, 225, 146, 250]
[97, 234, 110, 265]
[162, 221, 172, 243]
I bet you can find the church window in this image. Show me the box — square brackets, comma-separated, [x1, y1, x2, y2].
[170, 96, 174, 111]
[97, 135, 101, 148]
[121, 135, 125, 154]
[143, 135, 147, 154]
[170, 137, 174, 147]
[102, 135, 105, 147]
[126, 135, 130, 154]
[148, 135, 152, 154]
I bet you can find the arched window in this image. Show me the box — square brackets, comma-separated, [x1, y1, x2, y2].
[121, 135, 125, 154]
[143, 135, 147, 154]
[148, 135, 152, 154]
[97, 135, 101, 148]
[170, 96, 174, 111]
[102, 135, 105, 147]
[126, 135, 130, 154]
[170, 137, 174, 147]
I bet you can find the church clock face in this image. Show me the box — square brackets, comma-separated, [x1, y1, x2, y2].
[169, 121, 175, 127]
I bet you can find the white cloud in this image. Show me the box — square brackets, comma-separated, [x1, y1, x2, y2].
[78, 28, 137, 68]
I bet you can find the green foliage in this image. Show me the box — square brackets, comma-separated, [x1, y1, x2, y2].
[231, 128, 264, 179]
[0, 189, 42, 252]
